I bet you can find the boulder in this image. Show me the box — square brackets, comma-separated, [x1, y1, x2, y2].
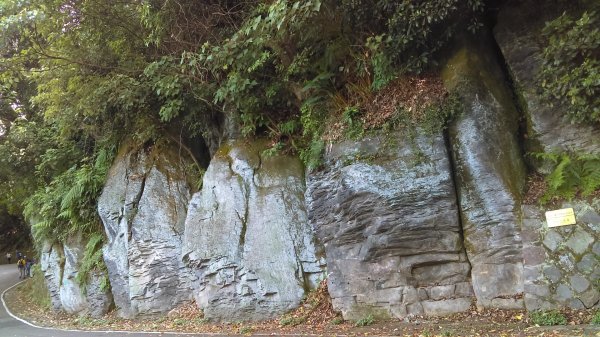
[98, 143, 194, 317]
[306, 131, 473, 319]
[183, 140, 324, 321]
[443, 36, 527, 309]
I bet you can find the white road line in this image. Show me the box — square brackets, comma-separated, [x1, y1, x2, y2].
[1, 279, 333, 336]
[1, 280, 209, 335]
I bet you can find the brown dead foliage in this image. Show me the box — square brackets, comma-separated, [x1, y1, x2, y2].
[280, 278, 340, 326]
[363, 74, 448, 129]
[5, 277, 599, 336]
[523, 173, 548, 205]
[323, 73, 448, 142]
[166, 300, 203, 320]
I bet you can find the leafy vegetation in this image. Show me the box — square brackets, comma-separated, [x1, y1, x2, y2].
[529, 310, 567, 326]
[531, 152, 600, 204]
[354, 314, 374, 327]
[75, 233, 109, 290]
[592, 310, 600, 325]
[540, 7, 600, 124]
[0, 0, 487, 255]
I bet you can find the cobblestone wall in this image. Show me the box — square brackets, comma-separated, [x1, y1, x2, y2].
[522, 201, 600, 310]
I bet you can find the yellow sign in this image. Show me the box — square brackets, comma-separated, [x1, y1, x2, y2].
[545, 208, 576, 227]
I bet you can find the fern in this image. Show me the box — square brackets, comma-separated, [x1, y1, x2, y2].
[581, 156, 600, 195]
[24, 146, 115, 242]
[76, 233, 110, 291]
[533, 152, 600, 204]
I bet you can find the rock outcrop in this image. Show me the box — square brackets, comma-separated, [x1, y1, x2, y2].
[98, 143, 194, 318]
[183, 140, 324, 321]
[494, 1, 600, 311]
[59, 235, 88, 314]
[40, 238, 113, 317]
[42, 1, 600, 319]
[494, 0, 600, 157]
[307, 131, 473, 319]
[443, 36, 527, 309]
[40, 241, 64, 311]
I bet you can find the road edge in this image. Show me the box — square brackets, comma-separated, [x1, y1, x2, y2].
[1, 279, 336, 336]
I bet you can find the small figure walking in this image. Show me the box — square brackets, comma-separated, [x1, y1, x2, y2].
[25, 257, 33, 278]
[6, 252, 11, 264]
[17, 256, 26, 279]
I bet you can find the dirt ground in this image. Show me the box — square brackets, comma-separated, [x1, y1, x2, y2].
[5, 279, 599, 337]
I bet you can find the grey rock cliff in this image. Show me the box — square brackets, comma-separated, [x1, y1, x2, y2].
[59, 235, 88, 314]
[494, 0, 600, 157]
[40, 241, 64, 311]
[183, 140, 324, 321]
[443, 37, 527, 309]
[495, 0, 600, 311]
[98, 144, 193, 318]
[306, 131, 473, 319]
[40, 238, 113, 317]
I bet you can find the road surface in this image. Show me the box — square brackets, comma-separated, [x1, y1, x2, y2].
[0, 264, 240, 337]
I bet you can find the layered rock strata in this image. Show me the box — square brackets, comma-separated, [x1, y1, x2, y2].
[40, 238, 113, 317]
[306, 131, 473, 319]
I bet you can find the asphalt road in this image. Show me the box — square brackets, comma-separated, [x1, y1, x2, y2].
[0, 264, 244, 337]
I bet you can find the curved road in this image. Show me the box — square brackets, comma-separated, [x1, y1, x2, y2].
[0, 264, 231, 337]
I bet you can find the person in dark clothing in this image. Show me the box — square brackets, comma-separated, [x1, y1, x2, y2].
[25, 257, 33, 277]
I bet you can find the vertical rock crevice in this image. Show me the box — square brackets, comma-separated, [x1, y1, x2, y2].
[494, 0, 600, 311]
[442, 30, 527, 310]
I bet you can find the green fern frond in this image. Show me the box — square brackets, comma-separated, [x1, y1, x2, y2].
[76, 233, 108, 289]
[546, 154, 570, 192]
[581, 158, 600, 195]
[534, 151, 600, 204]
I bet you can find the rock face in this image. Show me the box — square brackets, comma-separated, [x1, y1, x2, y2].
[85, 270, 114, 318]
[98, 144, 193, 318]
[40, 241, 64, 311]
[494, 0, 600, 311]
[443, 37, 527, 309]
[43, 1, 600, 319]
[59, 235, 88, 314]
[40, 238, 113, 317]
[306, 131, 473, 319]
[522, 202, 600, 310]
[494, 0, 600, 157]
[183, 141, 324, 321]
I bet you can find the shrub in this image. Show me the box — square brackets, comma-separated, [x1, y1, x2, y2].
[331, 317, 344, 325]
[354, 314, 374, 327]
[540, 9, 600, 124]
[530, 310, 567, 326]
[531, 152, 600, 203]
